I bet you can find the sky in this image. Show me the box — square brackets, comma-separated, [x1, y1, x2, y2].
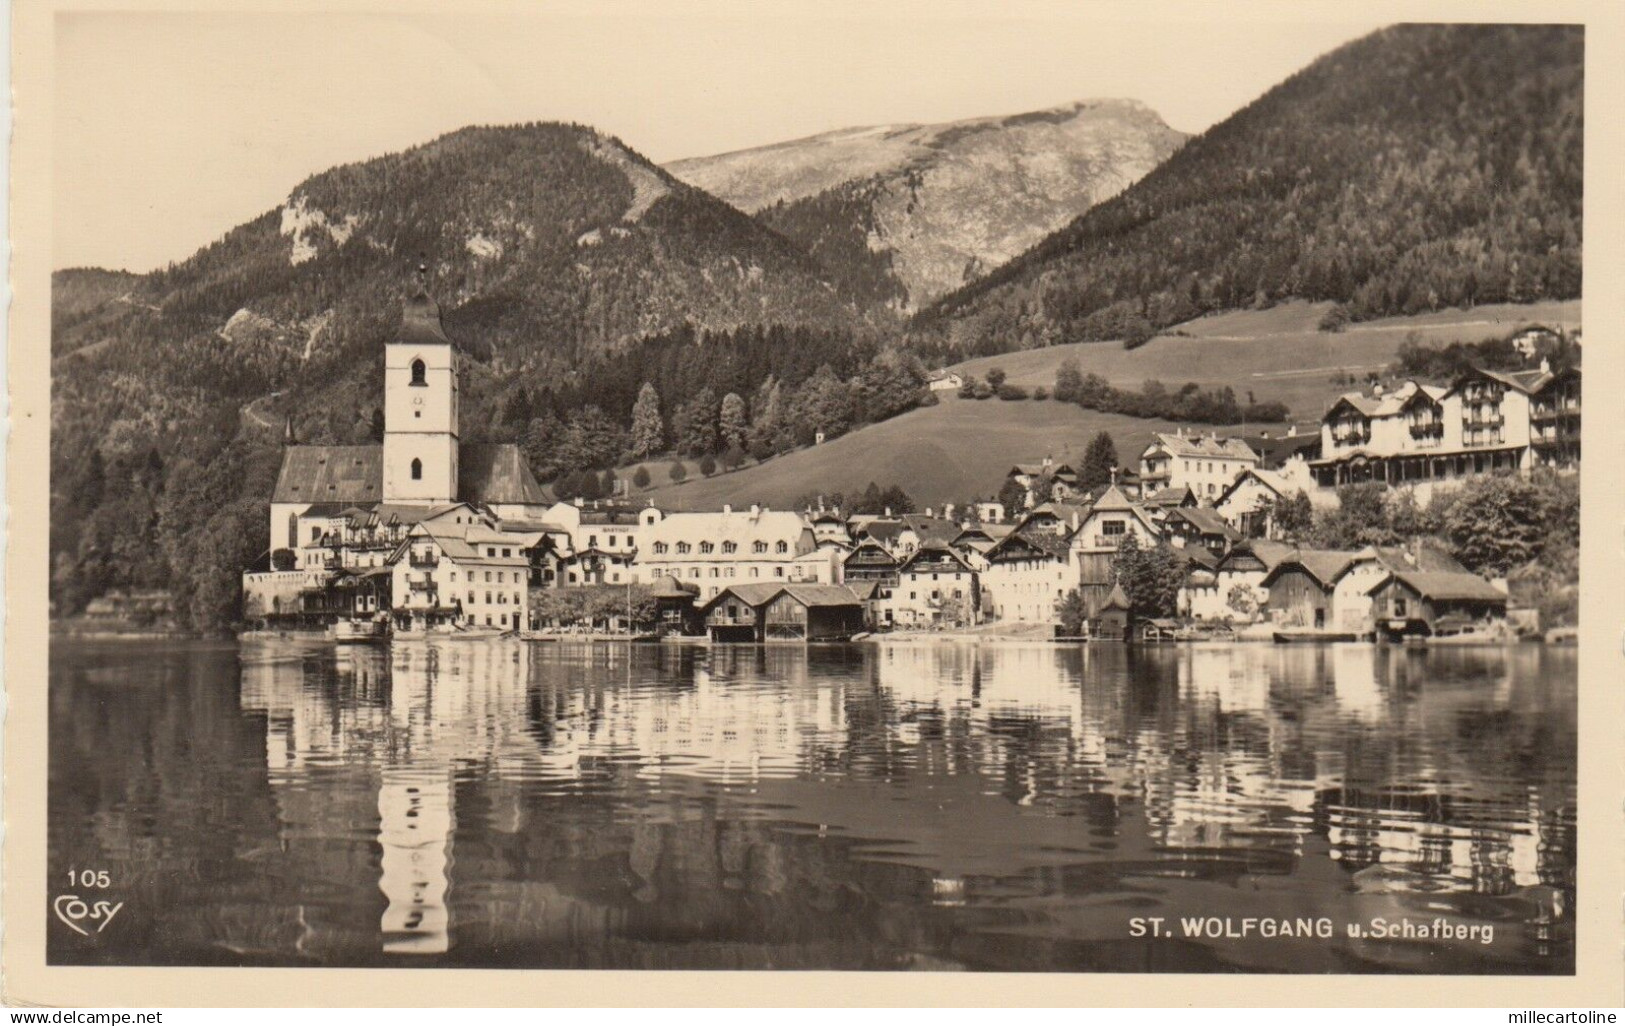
[53, 4, 1383, 273]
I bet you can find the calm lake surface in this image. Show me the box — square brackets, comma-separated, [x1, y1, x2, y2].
[49, 639, 1575, 973]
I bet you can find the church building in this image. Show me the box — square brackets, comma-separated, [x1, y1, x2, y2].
[247, 282, 549, 627]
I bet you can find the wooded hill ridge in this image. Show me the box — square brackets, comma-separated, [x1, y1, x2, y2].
[913, 24, 1582, 356]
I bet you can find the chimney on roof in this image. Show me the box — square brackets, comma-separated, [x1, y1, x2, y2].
[1372, 382, 1384, 397]
[283, 416, 296, 445]
[884, 506, 893, 517]
[750, 504, 761, 517]
[944, 503, 955, 520]
[723, 504, 732, 514]
[573, 496, 583, 508]
[1287, 424, 1297, 438]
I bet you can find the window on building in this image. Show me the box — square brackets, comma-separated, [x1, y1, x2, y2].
[485, 591, 492, 604]
[774, 567, 784, 577]
[722, 541, 737, 554]
[700, 542, 714, 554]
[677, 542, 691, 555]
[588, 535, 597, 547]
[776, 541, 788, 554]
[411, 458, 422, 480]
[411, 359, 427, 386]
[484, 571, 492, 582]
[753, 541, 768, 554]
[654, 542, 668, 555]
[1103, 520, 1126, 536]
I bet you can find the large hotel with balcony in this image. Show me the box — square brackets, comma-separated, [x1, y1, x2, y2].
[1309, 361, 1580, 496]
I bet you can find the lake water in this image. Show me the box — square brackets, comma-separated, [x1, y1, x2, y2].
[48, 639, 1575, 973]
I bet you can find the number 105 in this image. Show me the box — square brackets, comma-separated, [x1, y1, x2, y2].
[68, 869, 110, 888]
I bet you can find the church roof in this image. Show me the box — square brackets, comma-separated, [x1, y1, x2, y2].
[272, 446, 382, 504]
[272, 442, 544, 506]
[392, 291, 455, 347]
[459, 444, 548, 505]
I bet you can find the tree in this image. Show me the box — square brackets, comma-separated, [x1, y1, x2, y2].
[986, 367, 1007, 389]
[1057, 590, 1089, 635]
[1225, 583, 1259, 621]
[370, 407, 386, 442]
[668, 461, 688, 484]
[1110, 534, 1184, 618]
[720, 443, 746, 471]
[698, 454, 717, 476]
[630, 383, 664, 459]
[996, 383, 1028, 400]
[998, 476, 1028, 516]
[957, 376, 978, 399]
[748, 377, 790, 459]
[184, 498, 267, 632]
[1079, 432, 1119, 490]
[673, 386, 718, 456]
[1319, 303, 1352, 333]
[523, 413, 562, 481]
[270, 548, 296, 571]
[879, 484, 917, 515]
[788, 365, 853, 444]
[718, 392, 749, 452]
[632, 465, 651, 489]
[600, 469, 618, 498]
[1263, 489, 1315, 540]
[1310, 481, 1398, 547]
[1053, 359, 1083, 403]
[1442, 472, 1568, 575]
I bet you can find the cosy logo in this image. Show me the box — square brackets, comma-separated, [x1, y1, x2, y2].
[53, 894, 123, 935]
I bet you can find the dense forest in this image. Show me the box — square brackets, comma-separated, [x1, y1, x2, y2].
[915, 24, 1582, 355]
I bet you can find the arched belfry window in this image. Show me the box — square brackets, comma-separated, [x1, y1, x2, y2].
[411, 458, 423, 480]
[410, 359, 427, 386]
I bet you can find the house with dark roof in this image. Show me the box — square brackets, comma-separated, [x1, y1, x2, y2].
[1160, 506, 1243, 557]
[1181, 540, 1297, 623]
[887, 545, 980, 628]
[981, 531, 1077, 625]
[1260, 550, 1361, 630]
[1366, 571, 1508, 638]
[701, 583, 867, 642]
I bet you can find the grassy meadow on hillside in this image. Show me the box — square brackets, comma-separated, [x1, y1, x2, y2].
[948, 300, 1580, 420]
[640, 398, 1184, 510]
[628, 299, 1578, 511]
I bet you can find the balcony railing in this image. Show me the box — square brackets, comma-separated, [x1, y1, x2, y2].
[1092, 534, 1124, 548]
[1532, 403, 1581, 421]
[1463, 414, 1504, 428]
[408, 577, 435, 592]
[409, 553, 440, 568]
[1331, 432, 1370, 447]
[709, 614, 754, 626]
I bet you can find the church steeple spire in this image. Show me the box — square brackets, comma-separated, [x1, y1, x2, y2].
[283, 415, 296, 445]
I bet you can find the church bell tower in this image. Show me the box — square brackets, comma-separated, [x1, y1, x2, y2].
[382, 268, 460, 505]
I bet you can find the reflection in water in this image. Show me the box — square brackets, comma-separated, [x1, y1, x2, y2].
[49, 639, 1576, 973]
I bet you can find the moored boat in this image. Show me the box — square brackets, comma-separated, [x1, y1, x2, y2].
[1273, 628, 1360, 644]
[331, 618, 387, 644]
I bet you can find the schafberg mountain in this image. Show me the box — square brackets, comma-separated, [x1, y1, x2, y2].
[916, 24, 1583, 355]
[667, 99, 1187, 310]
